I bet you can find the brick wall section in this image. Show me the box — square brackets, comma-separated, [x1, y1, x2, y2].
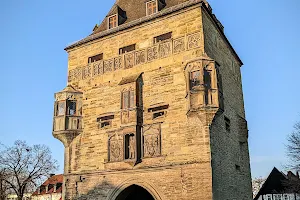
[202, 7, 253, 200]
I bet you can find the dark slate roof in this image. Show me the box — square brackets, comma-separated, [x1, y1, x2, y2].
[32, 174, 63, 196]
[254, 167, 300, 200]
[92, 0, 199, 35]
[65, 0, 207, 51]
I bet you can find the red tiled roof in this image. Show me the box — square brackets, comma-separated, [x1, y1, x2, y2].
[32, 174, 63, 196]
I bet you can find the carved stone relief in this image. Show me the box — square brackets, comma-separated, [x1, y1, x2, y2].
[159, 41, 172, 58]
[82, 65, 91, 79]
[187, 32, 201, 49]
[135, 50, 146, 65]
[114, 57, 122, 70]
[147, 46, 159, 62]
[173, 37, 185, 54]
[93, 61, 103, 77]
[104, 59, 114, 73]
[143, 124, 161, 158]
[124, 53, 135, 69]
[109, 135, 123, 162]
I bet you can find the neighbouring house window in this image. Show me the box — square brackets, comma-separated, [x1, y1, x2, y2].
[97, 115, 114, 129]
[56, 101, 65, 116]
[283, 194, 288, 200]
[67, 101, 76, 116]
[122, 90, 135, 109]
[146, 0, 158, 15]
[119, 44, 136, 54]
[267, 195, 272, 200]
[224, 116, 231, 132]
[124, 134, 135, 159]
[154, 32, 172, 43]
[108, 15, 117, 29]
[88, 53, 103, 63]
[190, 70, 201, 90]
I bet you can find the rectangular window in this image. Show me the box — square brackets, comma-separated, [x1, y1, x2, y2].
[56, 101, 65, 116]
[119, 44, 136, 55]
[67, 101, 76, 116]
[190, 70, 201, 90]
[235, 164, 241, 171]
[146, 0, 158, 15]
[154, 32, 172, 44]
[97, 115, 114, 129]
[204, 69, 212, 89]
[224, 116, 231, 132]
[108, 15, 117, 29]
[88, 53, 103, 64]
[122, 90, 135, 109]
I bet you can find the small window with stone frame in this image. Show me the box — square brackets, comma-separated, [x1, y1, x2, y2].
[224, 116, 231, 132]
[88, 53, 103, 64]
[124, 134, 135, 160]
[148, 104, 169, 120]
[66, 100, 76, 116]
[97, 115, 114, 129]
[121, 89, 135, 109]
[119, 44, 136, 55]
[146, 0, 158, 15]
[154, 32, 172, 44]
[108, 14, 118, 29]
[190, 70, 201, 90]
[56, 101, 65, 116]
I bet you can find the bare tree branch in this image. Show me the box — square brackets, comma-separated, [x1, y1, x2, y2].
[0, 141, 58, 200]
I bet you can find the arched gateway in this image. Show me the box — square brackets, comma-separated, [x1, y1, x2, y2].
[115, 185, 155, 200]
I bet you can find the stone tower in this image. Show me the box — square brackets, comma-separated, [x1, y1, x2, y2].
[52, 0, 252, 199]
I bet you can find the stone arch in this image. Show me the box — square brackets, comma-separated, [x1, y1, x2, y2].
[106, 177, 164, 200]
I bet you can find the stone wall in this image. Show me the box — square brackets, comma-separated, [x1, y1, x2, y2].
[54, 2, 253, 200]
[202, 6, 253, 200]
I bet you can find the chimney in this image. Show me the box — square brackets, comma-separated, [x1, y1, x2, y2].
[287, 171, 293, 180]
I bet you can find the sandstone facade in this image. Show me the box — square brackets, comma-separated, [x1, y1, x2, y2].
[52, 0, 252, 199]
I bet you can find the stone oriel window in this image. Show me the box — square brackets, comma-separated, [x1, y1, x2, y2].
[224, 116, 231, 132]
[119, 44, 136, 55]
[124, 134, 135, 160]
[88, 53, 103, 64]
[121, 89, 135, 109]
[154, 32, 172, 44]
[108, 14, 118, 29]
[146, 0, 158, 15]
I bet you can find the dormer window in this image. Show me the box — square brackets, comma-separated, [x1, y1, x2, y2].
[146, 0, 158, 15]
[108, 14, 117, 29]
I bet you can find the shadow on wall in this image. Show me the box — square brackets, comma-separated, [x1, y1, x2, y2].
[74, 180, 116, 200]
[73, 179, 156, 200]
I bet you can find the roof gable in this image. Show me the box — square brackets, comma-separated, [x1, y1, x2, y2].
[92, 0, 191, 35]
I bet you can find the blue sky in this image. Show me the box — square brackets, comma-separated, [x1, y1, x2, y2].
[0, 0, 299, 179]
